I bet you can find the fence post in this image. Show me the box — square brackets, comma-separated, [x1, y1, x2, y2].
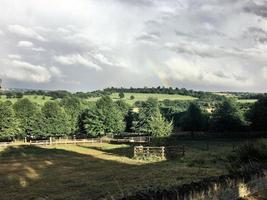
[49, 137, 52, 145]
[24, 137, 27, 143]
[134, 146, 137, 157]
[161, 146, 165, 159]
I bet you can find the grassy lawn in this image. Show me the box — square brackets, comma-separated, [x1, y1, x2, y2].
[0, 139, 248, 200]
[0, 95, 53, 105]
[237, 99, 258, 104]
[88, 92, 197, 104]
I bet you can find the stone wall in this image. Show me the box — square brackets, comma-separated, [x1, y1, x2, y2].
[120, 169, 267, 200]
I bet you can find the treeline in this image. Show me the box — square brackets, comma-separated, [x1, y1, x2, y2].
[2, 87, 266, 101]
[0, 89, 110, 100]
[0, 95, 267, 141]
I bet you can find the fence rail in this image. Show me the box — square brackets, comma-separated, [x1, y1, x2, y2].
[0, 138, 103, 147]
[134, 145, 185, 159]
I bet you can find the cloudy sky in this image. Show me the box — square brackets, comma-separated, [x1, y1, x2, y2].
[0, 0, 267, 92]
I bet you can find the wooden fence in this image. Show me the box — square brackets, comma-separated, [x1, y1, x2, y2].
[111, 136, 151, 144]
[134, 145, 185, 159]
[0, 138, 102, 147]
[0, 136, 150, 148]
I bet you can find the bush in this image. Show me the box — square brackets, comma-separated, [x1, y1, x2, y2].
[227, 139, 267, 172]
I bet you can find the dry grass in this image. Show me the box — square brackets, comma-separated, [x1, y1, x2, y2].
[0, 140, 245, 200]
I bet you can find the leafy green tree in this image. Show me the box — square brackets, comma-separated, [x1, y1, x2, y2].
[130, 95, 135, 100]
[60, 97, 82, 134]
[0, 102, 18, 140]
[81, 96, 125, 136]
[135, 97, 159, 133]
[82, 109, 105, 137]
[115, 100, 130, 116]
[13, 98, 38, 137]
[96, 96, 125, 133]
[119, 92, 125, 99]
[148, 110, 173, 137]
[248, 96, 267, 131]
[180, 103, 207, 133]
[211, 99, 245, 132]
[39, 101, 71, 138]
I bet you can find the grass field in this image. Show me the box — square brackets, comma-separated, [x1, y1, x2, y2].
[88, 92, 197, 104]
[0, 95, 53, 105]
[0, 139, 251, 200]
[237, 99, 258, 103]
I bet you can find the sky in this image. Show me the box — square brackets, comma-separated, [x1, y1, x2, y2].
[0, 0, 267, 92]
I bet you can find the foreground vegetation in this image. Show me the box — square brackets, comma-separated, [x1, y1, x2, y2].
[0, 138, 255, 200]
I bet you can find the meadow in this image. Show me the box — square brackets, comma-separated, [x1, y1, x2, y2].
[87, 92, 197, 104]
[0, 139, 252, 200]
[0, 95, 53, 105]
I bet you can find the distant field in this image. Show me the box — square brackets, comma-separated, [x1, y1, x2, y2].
[0, 95, 52, 105]
[237, 99, 258, 103]
[0, 139, 250, 200]
[88, 92, 197, 104]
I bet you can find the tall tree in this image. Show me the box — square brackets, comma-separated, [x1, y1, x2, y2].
[13, 98, 38, 138]
[81, 96, 125, 136]
[60, 97, 82, 134]
[148, 110, 173, 137]
[211, 99, 245, 132]
[119, 92, 125, 99]
[248, 96, 267, 131]
[0, 102, 18, 140]
[40, 101, 71, 137]
[135, 97, 159, 133]
[180, 103, 207, 133]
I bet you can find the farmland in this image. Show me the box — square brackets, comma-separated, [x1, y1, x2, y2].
[0, 95, 53, 105]
[89, 92, 197, 104]
[0, 138, 250, 200]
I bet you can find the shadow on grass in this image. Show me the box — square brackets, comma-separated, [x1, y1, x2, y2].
[0, 142, 233, 200]
[0, 145, 180, 200]
[78, 144, 134, 158]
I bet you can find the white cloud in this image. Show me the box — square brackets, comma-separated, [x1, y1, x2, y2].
[262, 67, 267, 79]
[32, 47, 46, 52]
[0, 29, 4, 36]
[8, 25, 46, 41]
[17, 40, 34, 48]
[49, 66, 62, 77]
[0, 59, 52, 83]
[54, 54, 102, 71]
[8, 54, 21, 59]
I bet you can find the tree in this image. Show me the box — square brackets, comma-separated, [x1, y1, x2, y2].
[39, 101, 71, 138]
[148, 110, 173, 137]
[15, 92, 23, 98]
[82, 109, 105, 137]
[80, 96, 125, 136]
[135, 97, 159, 133]
[211, 99, 245, 132]
[96, 96, 125, 134]
[115, 100, 130, 115]
[130, 95, 135, 100]
[0, 102, 18, 141]
[13, 98, 38, 138]
[119, 92, 125, 99]
[248, 96, 267, 131]
[60, 97, 82, 134]
[6, 92, 13, 99]
[180, 103, 207, 133]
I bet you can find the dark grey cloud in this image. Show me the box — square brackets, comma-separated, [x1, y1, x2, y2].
[0, 0, 266, 92]
[244, 1, 267, 18]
